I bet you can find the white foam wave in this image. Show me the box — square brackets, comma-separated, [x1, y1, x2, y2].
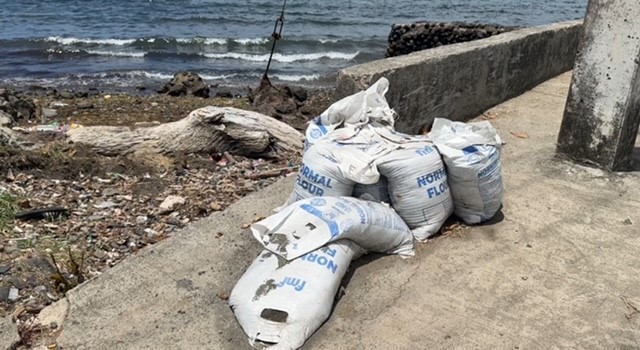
[199, 73, 239, 80]
[318, 39, 339, 44]
[176, 37, 227, 45]
[203, 51, 359, 63]
[235, 38, 270, 45]
[271, 74, 320, 82]
[86, 50, 145, 58]
[44, 36, 136, 46]
[46, 48, 82, 54]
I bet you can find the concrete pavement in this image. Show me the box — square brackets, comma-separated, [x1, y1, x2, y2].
[15, 72, 640, 349]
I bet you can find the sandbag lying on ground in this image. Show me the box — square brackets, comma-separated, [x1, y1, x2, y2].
[377, 142, 454, 241]
[230, 240, 365, 350]
[430, 118, 503, 224]
[253, 196, 415, 259]
[304, 77, 395, 150]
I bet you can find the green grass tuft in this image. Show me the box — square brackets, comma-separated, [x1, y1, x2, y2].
[0, 191, 19, 231]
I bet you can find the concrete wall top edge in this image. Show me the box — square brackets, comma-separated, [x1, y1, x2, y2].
[341, 20, 583, 77]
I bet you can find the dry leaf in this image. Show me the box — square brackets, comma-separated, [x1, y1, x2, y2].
[482, 112, 498, 120]
[511, 131, 529, 139]
[217, 291, 229, 300]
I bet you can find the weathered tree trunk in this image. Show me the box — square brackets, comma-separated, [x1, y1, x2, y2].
[66, 106, 304, 158]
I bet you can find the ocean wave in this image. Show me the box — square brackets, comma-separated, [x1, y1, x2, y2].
[318, 39, 339, 44]
[271, 74, 320, 82]
[43, 36, 137, 46]
[86, 50, 146, 58]
[203, 51, 360, 63]
[28, 36, 362, 48]
[235, 37, 270, 45]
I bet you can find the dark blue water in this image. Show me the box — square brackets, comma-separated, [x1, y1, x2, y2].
[0, 0, 587, 92]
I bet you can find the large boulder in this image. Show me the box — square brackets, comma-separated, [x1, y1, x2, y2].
[158, 71, 210, 98]
[0, 88, 38, 121]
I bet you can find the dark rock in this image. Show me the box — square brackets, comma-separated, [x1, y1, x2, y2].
[87, 89, 100, 97]
[6, 276, 25, 289]
[29, 85, 48, 92]
[136, 85, 147, 91]
[0, 286, 9, 301]
[0, 89, 37, 121]
[215, 91, 233, 99]
[386, 22, 517, 57]
[0, 265, 10, 274]
[77, 101, 94, 109]
[158, 71, 210, 98]
[59, 91, 74, 99]
[289, 86, 308, 103]
[248, 77, 298, 118]
[75, 91, 89, 98]
[24, 256, 56, 274]
[275, 103, 295, 114]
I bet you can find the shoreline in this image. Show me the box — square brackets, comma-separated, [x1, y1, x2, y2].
[3, 73, 338, 99]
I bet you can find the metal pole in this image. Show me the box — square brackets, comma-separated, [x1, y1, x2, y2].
[263, 0, 287, 82]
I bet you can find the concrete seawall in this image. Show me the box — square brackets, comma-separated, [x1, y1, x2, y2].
[336, 20, 582, 133]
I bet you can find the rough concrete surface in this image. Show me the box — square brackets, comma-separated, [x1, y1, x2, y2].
[0, 316, 20, 350]
[26, 73, 640, 350]
[336, 21, 582, 133]
[557, 0, 640, 170]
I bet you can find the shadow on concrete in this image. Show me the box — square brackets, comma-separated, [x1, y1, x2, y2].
[332, 252, 386, 314]
[631, 147, 640, 171]
[477, 207, 505, 226]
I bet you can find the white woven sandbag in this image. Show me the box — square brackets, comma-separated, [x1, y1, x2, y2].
[253, 196, 415, 259]
[284, 142, 356, 205]
[304, 77, 395, 150]
[430, 118, 503, 224]
[284, 127, 389, 206]
[377, 142, 454, 241]
[230, 240, 364, 350]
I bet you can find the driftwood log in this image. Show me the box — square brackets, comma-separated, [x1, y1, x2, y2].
[66, 106, 304, 158]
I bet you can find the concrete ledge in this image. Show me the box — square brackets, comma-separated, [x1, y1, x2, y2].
[336, 20, 582, 133]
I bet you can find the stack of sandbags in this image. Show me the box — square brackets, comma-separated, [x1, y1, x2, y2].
[229, 78, 504, 350]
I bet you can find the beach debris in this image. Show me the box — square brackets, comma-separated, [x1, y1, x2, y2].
[41, 108, 58, 119]
[8, 287, 19, 301]
[65, 106, 303, 158]
[511, 131, 529, 139]
[49, 101, 69, 108]
[158, 195, 186, 214]
[93, 201, 118, 209]
[14, 207, 69, 221]
[0, 110, 12, 126]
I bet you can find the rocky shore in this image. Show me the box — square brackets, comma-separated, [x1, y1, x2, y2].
[0, 73, 333, 342]
[386, 22, 515, 57]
